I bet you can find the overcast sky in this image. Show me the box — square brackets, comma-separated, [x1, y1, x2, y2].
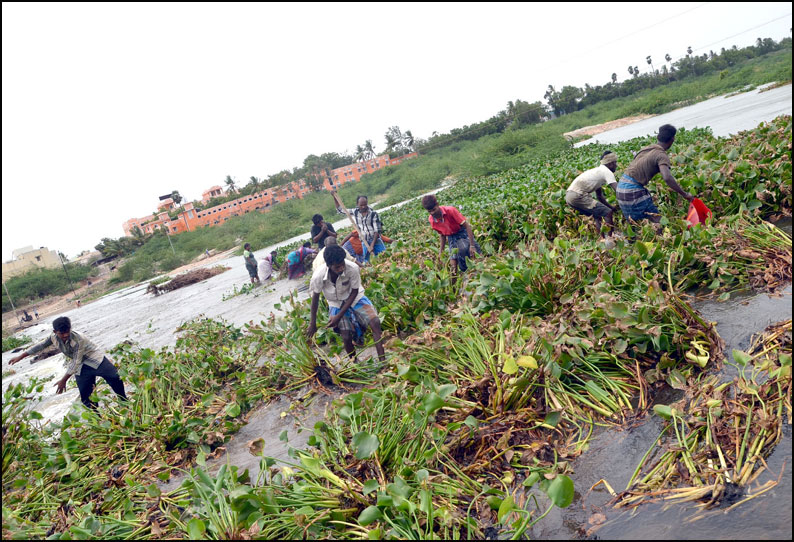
[2, 2, 791, 261]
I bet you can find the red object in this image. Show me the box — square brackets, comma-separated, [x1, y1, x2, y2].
[686, 198, 712, 227]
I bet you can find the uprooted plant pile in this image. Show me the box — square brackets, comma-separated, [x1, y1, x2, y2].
[146, 266, 230, 296]
[2, 117, 791, 539]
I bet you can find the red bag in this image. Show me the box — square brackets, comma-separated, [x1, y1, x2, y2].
[686, 198, 711, 227]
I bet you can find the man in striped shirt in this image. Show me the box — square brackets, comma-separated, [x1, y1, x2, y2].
[9, 317, 127, 410]
[336, 195, 386, 261]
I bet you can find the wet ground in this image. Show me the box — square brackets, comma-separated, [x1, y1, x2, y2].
[523, 284, 792, 540]
[574, 83, 792, 147]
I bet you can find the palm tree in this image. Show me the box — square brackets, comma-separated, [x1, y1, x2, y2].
[224, 175, 237, 194]
[646, 55, 654, 74]
[364, 140, 376, 161]
[611, 73, 617, 84]
[628, 66, 634, 77]
[384, 131, 399, 154]
[402, 130, 415, 153]
[354, 144, 365, 162]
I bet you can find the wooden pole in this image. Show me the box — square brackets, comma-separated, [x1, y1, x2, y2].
[332, 191, 375, 254]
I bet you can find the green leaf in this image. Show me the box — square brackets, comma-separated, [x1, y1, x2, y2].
[502, 355, 518, 375]
[542, 411, 562, 428]
[522, 471, 541, 488]
[352, 432, 379, 460]
[732, 349, 752, 368]
[225, 402, 241, 418]
[464, 415, 479, 430]
[437, 384, 457, 398]
[718, 292, 731, 301]
[362, 479, 380, 495]
[545, 475, 574, 508]
[146, 483, 161, 498]
[497, 494, 515, 523]
[653, 404, 673, 420]
[279, 430, 288, 442]
[422, 392, 444, 414]
[187, 518, 206, 539]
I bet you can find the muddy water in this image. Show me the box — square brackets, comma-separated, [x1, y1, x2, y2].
[526, 285, 792, 540]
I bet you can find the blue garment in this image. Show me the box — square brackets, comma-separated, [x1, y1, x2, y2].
[616, 174, 660, 221]
[360, 237, 387, 262]
[328, 296, 377, 342]
[447, 228, 481, 272]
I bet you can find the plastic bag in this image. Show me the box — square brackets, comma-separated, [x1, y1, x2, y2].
[686, 198, 711, 227]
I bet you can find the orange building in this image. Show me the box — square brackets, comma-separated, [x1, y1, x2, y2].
[121, 153, 417, 237]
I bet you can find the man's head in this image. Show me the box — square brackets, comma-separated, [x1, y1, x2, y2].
[312, 214, 323, 225]
[244, 243, 251, 250]
[324, 237, 338, 248]
[422, 194, 443, 219]
[657, 124, 677, 149]
[270, 250, 278, 257]
[600, 150, 618, 172]
[302, 241, 312, 248]
[324, 245, 347, 274]
[53, 316, 71, 341]
[356, 196, 368, 213]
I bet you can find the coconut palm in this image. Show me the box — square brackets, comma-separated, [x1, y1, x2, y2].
[402, 130, 415, 153]
[646, 55, 654, 73]
[354, 144, 365, 162]
[364, 140, 376, 161]
[225, 175, 237, 194]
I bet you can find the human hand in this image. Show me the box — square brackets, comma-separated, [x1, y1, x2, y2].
[9, 355, 23, 365]
[326, 315, 342, 329]
[54, 379, 67, 394]
[306, 323, 317, 339]
[684, 192, 695, 202]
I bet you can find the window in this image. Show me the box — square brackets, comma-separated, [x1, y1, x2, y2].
[188, 211, 194, 218]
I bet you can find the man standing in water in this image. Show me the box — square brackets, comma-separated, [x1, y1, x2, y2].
[306, 245, 386, 362]
[616, 124, 695, 228]
[9, 317, 127, 410]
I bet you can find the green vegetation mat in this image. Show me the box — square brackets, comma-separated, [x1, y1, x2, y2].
[2, 117, 791, 539]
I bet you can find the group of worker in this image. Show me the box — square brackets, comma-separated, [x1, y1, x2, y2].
[565, 123, 694, 239]
[13, 124, 692, 412]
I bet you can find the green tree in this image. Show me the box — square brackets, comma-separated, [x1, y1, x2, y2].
[224, 175, 237, 194]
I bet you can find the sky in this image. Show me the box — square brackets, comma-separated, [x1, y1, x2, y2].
[2, 2, 791, 261]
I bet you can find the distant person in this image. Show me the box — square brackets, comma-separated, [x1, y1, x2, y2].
[616, 124, 695, 228]
[311, 214, 337, 249]
[34, 308, 39, 319]
[316, 237, 360, 271]
[340, 230, 394, 264]
[306, 245, 386, 362]
[336, 195, 386, 260]
[421, 194, 481, 274]
[9, 316, 127, 410]
[258, 250, 280, 281]
[205, 249, 210, 257]
[243, 243, 260, 284]
[76, 300, 82, 308]
[286, 241, 317, 280]
[565, 150, 620, 237]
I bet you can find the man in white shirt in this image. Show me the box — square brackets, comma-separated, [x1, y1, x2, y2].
[306, 245, 385, 362]
[565, 150, 620, 237]
[315, 237, 360, 273]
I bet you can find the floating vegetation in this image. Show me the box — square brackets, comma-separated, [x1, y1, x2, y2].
[2, 117, 791, 538]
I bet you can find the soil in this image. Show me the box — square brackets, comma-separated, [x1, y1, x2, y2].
[563, 114, 656, 141]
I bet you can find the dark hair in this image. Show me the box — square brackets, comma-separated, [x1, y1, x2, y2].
[600, 149, 614, 159]
[324, 245, 347, 266]
[356, 195, 368, 204]
[53, 316, 71, 333]
[302, 241, 311, 248]
[270, 250, 278, 255]
[421, 194, 438, 210]
[324, 237, 338, 248]
[657, 124, 677, 144]
[244, 243, 251, 250]
[312, 214, 323, 225]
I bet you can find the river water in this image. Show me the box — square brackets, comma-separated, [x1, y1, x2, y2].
[2, 87, 791, 538]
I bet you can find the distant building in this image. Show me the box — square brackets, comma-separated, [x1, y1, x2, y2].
[121, 152, 418, 237]
[2, 246, 62, 281]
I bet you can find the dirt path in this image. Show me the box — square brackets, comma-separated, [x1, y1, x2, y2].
[563, 114, 656, 141]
